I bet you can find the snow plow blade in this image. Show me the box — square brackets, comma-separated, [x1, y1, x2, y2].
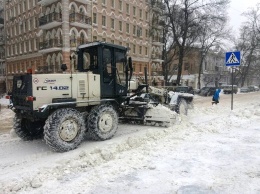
[144, 104, 177, 127]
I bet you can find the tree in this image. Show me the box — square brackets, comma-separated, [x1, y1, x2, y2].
[163, 0, 229, 86]
[233, 3, 260, 87]
[197, 5, 230, 89]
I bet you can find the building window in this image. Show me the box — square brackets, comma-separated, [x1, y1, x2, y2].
[119, 21, 122, 31]
[146, 29, 148, 38]
[139, 46, 142, 55]
[80, 33, 85, 44]
[126, 23, 129, 33]
[14, 26, 16, 35]
[184, 63, 189, 71]
[93, 36, 97, 41]
[14, 6, 17, 17]
[133, 44, 136, 54]
[133, 25, 136, 35]
[102, 0, 106, 5]
[15, 44, 18, 55]
[111, 0, 115, 8]
[137, 27, 142, 37]
[19, 43, 22, 54]
[19, 23, 22, 34]
[27, 0, 30, 10]
[34, 39, 37, 50]
[111, 18, 114, 29]
[102, 38, 106, 42]
[145, 47, 148, 55]
[29, 40, 32, 51]
[133, 6, 136, 16]
[23, 21, 26, 32]
[139, 9, 142, 18]
[23, 0, 26, 12]
[126, 3, 129, 14]
[102, 15, 106, 27]
[28, 18, 31, 30]
[18, 4, 21, 14]
[145, 11, 148, 20]
[24, 41, 27, 53]
[34, 17, 37, 28]
[111, 40, 114, 44]
[93, 13, 97, 24]
[119, 0, 123, 11]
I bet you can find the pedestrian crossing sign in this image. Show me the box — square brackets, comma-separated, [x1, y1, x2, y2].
[226, 51, 240, 66]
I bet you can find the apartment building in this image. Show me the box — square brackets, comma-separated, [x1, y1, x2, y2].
[0, 0, 4, 80]
[0, 0, 5, 95]
[4, 0, 164, 91]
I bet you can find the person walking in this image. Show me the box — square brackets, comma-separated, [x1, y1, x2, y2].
[212, 88, 221, 105]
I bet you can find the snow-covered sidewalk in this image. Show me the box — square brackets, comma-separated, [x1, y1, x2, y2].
[0, 92, 260, 194]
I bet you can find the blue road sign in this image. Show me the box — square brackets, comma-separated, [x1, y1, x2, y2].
[226, 51, 240, 66]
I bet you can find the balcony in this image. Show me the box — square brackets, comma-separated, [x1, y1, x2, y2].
[39, 13, 62, 30]
[152, 37, 164, 46]
[151, 53, 163, 63]
[69, 13, 92, 29]
[39, 39, 63, 53]
[38, 0, 59, 6]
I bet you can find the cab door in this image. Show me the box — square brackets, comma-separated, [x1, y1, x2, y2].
[101, 47, 116, 98]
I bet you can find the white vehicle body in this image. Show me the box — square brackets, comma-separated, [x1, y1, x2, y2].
[30, 73, 100, 111]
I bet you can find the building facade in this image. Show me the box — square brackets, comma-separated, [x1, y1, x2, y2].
[0, 0, 5, 95]
[169, 47, 229, 89]
[4, 0, 164, 92]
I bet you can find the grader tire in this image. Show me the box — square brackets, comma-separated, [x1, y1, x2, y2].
[13, 114, 44, 141]
[175, 99, 188, 115]
[87, 104, 118, 141]
[44, 108, 85, 152]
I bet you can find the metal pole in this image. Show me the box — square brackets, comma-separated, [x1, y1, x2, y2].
[144, 67, 148, 93]
[231, 67, 234, 110]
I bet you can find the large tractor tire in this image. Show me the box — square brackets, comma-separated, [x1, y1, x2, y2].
[44, 108, 85, 152]
[87, 104, 118, 141]
[175, 98, 188, 115]
[13, 114, 44, 141]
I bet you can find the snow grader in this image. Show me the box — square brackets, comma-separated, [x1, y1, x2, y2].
[7, 42, 193, 152]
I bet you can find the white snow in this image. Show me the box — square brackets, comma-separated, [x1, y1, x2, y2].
[0, 92, 260, 194]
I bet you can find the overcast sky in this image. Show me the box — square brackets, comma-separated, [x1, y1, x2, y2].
[228, 0, 259, 37]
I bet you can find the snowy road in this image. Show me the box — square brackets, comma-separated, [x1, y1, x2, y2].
[0, 92, 260, 194]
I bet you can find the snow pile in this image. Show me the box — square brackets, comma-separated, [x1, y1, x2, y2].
[0, 96, 9, 106]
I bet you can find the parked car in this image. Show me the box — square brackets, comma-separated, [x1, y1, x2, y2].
[248, 85, 255, 92]
[223, 85, 238, 94]
[198, 87, 217, 96]
[254, 86, 259, 91]
[174, 86, 194, 95]
[240, 87, 250, 93]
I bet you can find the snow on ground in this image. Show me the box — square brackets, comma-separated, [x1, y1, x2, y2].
[0, 92, 260, 194]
